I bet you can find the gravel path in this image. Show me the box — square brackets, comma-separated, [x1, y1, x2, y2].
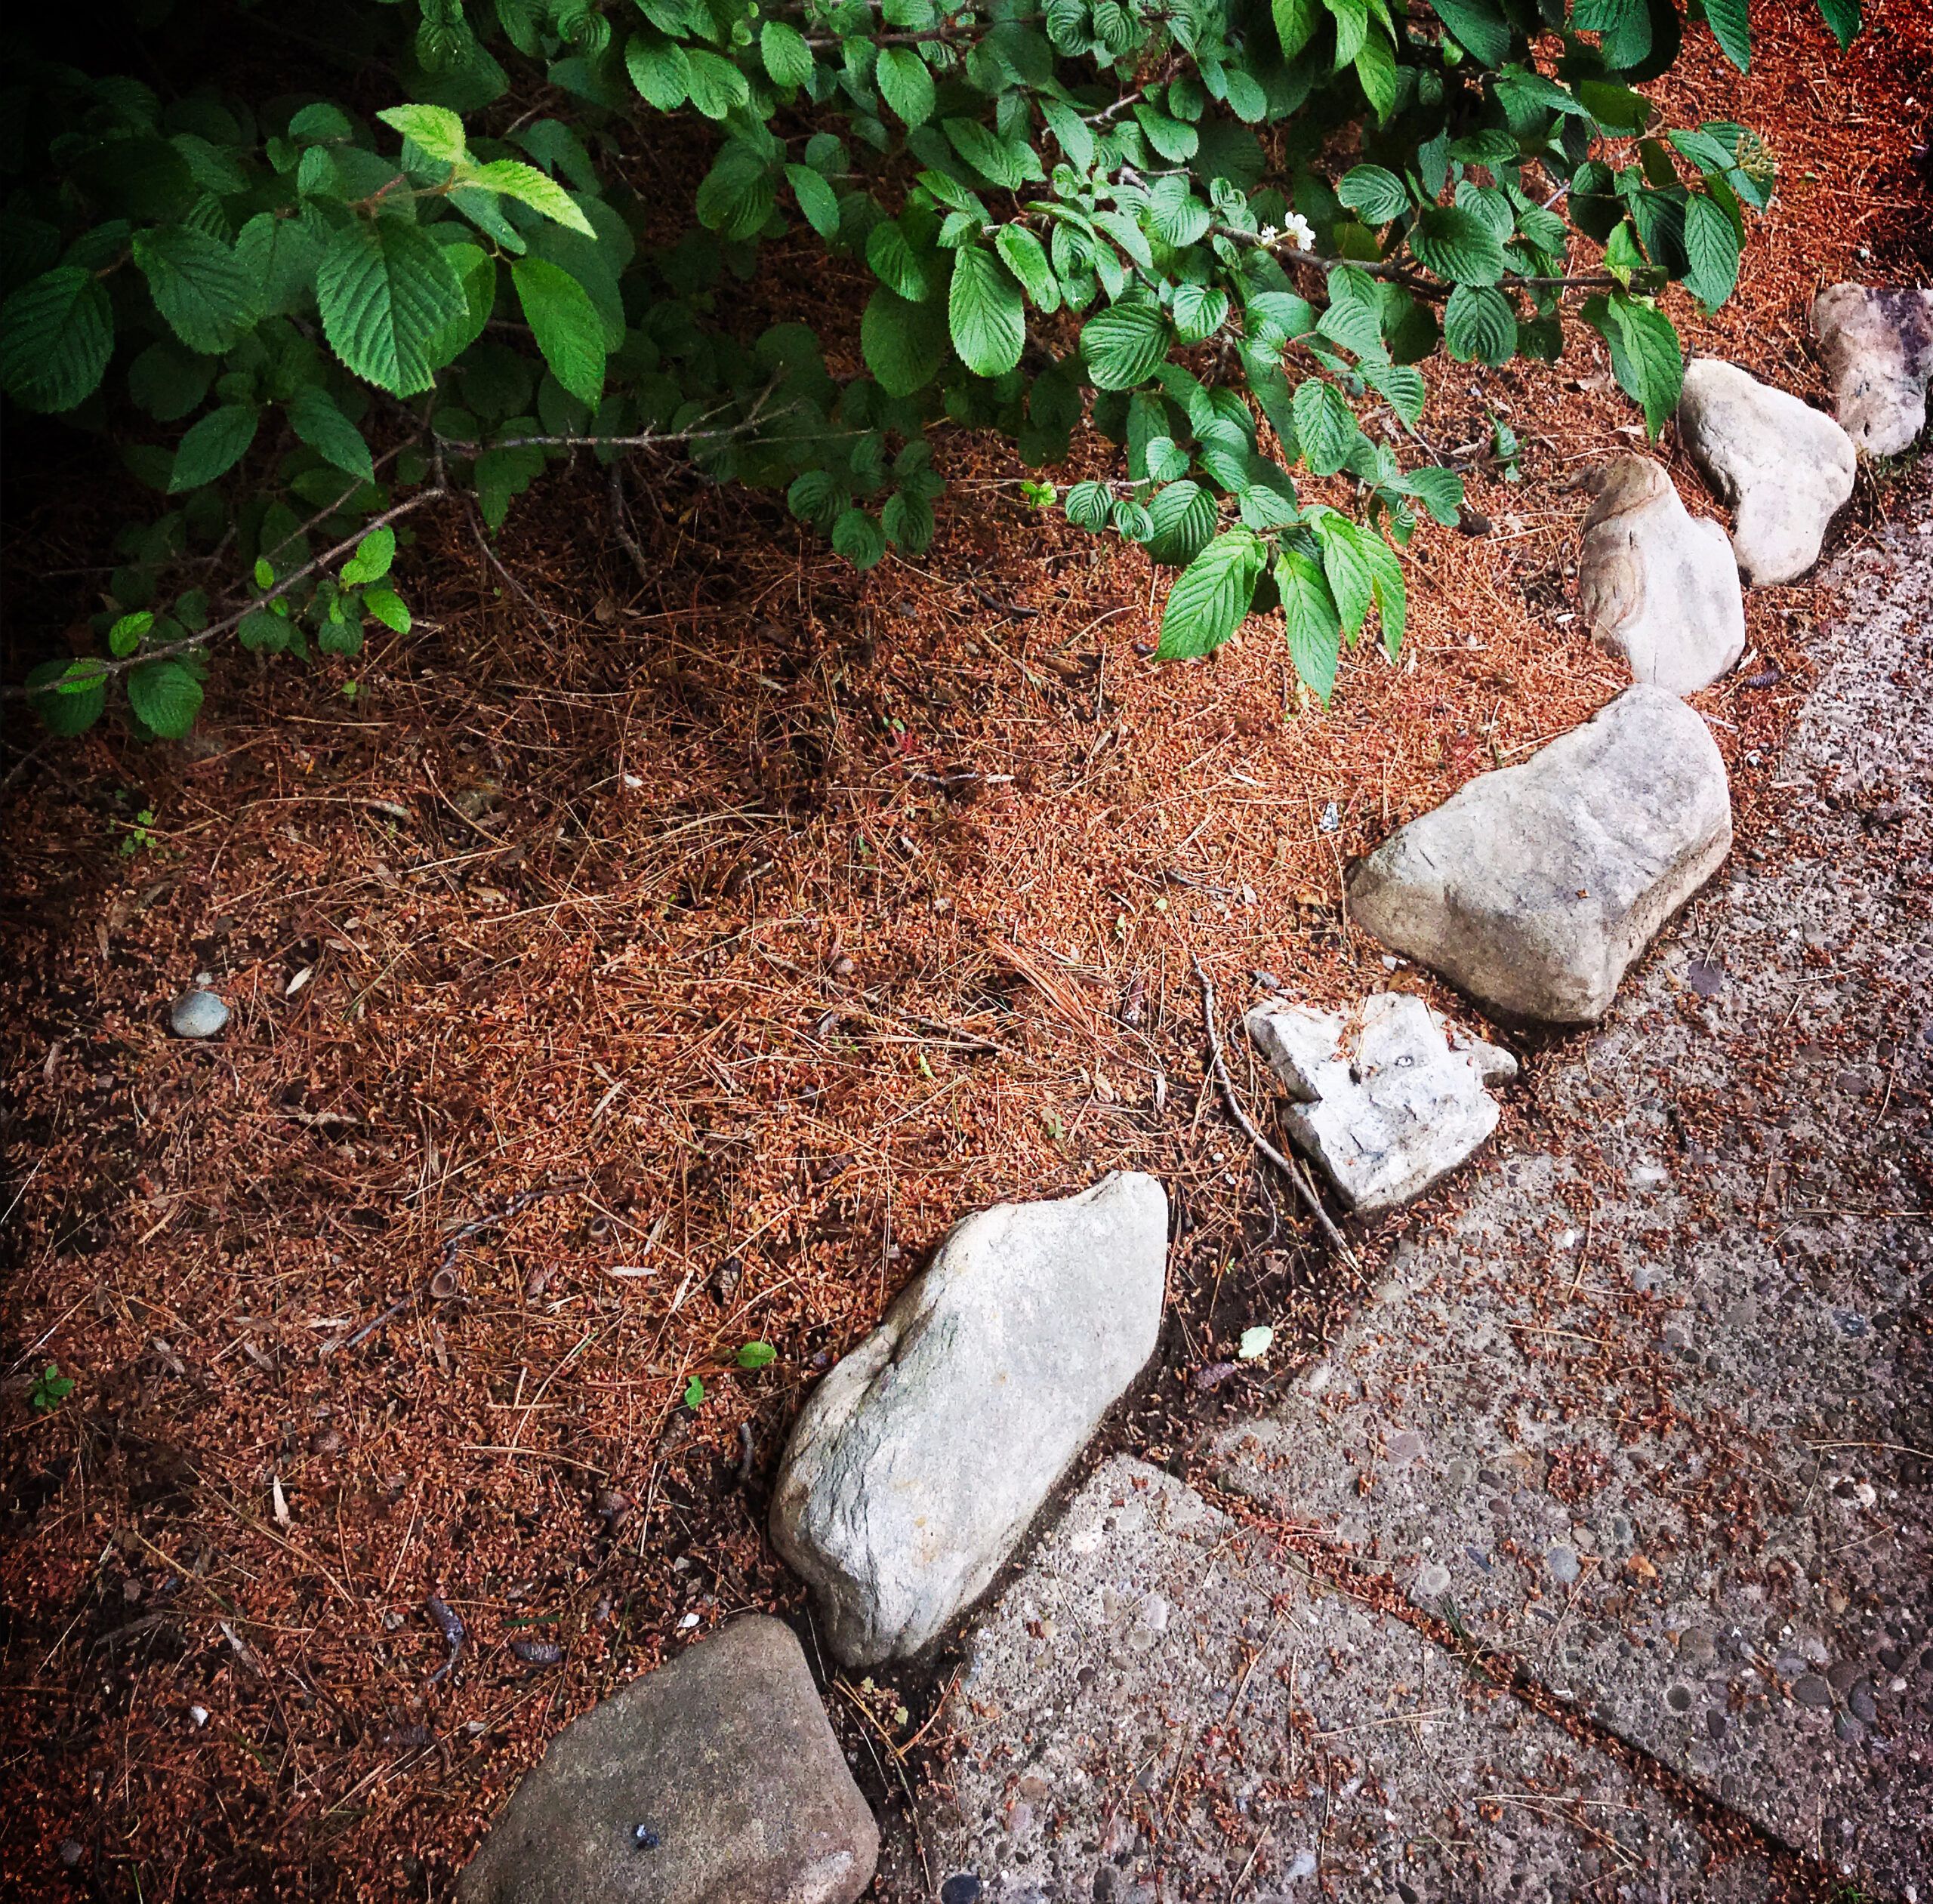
[917, 482, 1933, 1902]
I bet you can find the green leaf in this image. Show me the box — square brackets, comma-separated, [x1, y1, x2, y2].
[1158, 530, 1265, 659]
[1065, 480, 1113, 531]
[109, 612, 154, 658]
[683, 1374, 704, 1407]
[1814, 0, 1860, 47]
[341, 525, 396, 585]
[1272, 0, 1322, 57]
[1327, 0, 1370, 66]
[1443, 284, 1517, 365]
[1317, 516, 1375, 636]
[1292, 378, 1358, 476]
[868, 220, 942, 302]
[1700, 0, 1751, 67]
[127, 660, 205, 738]
[1354, 31, 1398, 121]
[467, 159, 596, 236]
[511, 257, 606, 406]
[1429, 0, 1514, 63]
[1278, 545, 1342, 701]
[948, 247, 1025, 377]
[760, 19, 815, 88]
[168, 402, 258, 491]
[737, 1341, 778, 1369]
[1172, 284, 1229, 345]
[132, 226, 257, 356]
[1589, 291, 1683, 439]
[1361, 359, 1426, 425]
[786, 164, 841, 239]
[862, 285, 949, 395]
[697, 146, 777, 241]
[1081, 301, 1170, 390]
[0, 267, 113, 413]
[995, 226, 1059, 312]
[285, 386, 375, 482]
[832, 507, 888, 569]
[626, 32, 691, 109]
[1404, 465, 1465, 525]
[1408, 205, 1507, 286]
[1042, 100, 1094, 171]
[1682, 192, 1741, 308]
[877, 45, 936, 125]
[943, 118, 1039, 190]
[378, 103, 467, 165]
[317, 218, 467, 396]
[684, 49, 752, 119]
[26, 659, 107, 735]
[1336, 165, 1409, 223]
[1145, 479, 1218, 565]
[363, 587, 411, 632]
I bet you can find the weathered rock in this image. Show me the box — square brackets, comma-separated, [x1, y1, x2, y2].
[168, 990, 230, 1038]
[1349, 685, 1731, 1024]
[1577, 455, 1746, 693]
[457, 1616, 876, 1904]
[1244, 991, 1515, 1215]
[770, 1172, 1167, 1666]
[1676, 359, 1855, 586]
[1812, 282, 1933, 457]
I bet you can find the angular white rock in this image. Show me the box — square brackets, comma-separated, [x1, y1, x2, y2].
[1244, 991, 1516, 1215]
[1675, 359, 1855, 587]
[1348, 685, 1731, 1024]
[1577, 456, 1745, 694]
[1812, 282, 1933, 458]
[770, 1172, 1167, 1666]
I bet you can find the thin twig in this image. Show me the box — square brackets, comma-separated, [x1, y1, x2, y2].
[1192, 955, 1361, 1274]
[465, 500, 566, 642]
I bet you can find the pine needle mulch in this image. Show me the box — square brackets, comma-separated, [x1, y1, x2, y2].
[2, 8, 1930, 1899]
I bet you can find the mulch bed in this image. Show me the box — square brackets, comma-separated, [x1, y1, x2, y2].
[2, 7, 1930, 1899]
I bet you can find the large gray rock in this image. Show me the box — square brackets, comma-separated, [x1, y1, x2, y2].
[1577, 455, 1746, 693]
[457, 1616, 877, 1904]
[1244, 991, 1516, 1215]
[1812, 281, 1933, 457]
[770, 1172, 1167, 1667]
[1676, 358, 1855, 586]
[1349, 685, 1731, 1024]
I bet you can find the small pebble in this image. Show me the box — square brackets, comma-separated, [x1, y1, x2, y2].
[1848, 1680, 1878, 1724]
[169, 990, 230, 1039]
[940, 1877, 982, 1904]
[1793, 1674, 1834, 1709]
[1546, 1544, 1580, 1585]
[633, 1822, 661, 1850]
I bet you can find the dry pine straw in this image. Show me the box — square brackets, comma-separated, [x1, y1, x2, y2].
[2, 8, 1930, 1899]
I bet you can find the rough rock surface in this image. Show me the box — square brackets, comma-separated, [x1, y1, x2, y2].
[1676, 359, 1856, 586]
[1348, 685, 1732, 1024]
[1217, 504, 1933, 1900]
[458, 1616, 877, 1904]
[770, 1172, 1167, 1666]
[1577, 455, 1746, 693]
[920, 1458, 1775, 1903]
[1812, 282, 1933, 457]
[1244, 991, 1516, 1215]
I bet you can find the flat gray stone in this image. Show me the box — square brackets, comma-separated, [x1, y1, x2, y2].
[1812, 282, 1933, 458]
[1348, 685, 1732, 1024]
[169, 990, 230, 1038]
[922, 1458, 1774, 1903]
[770, 1172, 1167, 1666]
[1676, 359, 1855, 586]
[458, 1616, 877, 1904]
[1244, 991, 1515, 1215]
[1577, 455, 1746, 694]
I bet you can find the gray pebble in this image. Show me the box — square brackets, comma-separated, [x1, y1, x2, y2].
[169, 989, 230, 1038]
[1546, 1544, 1580, 1585]
[1848, 1679, 1878, 1724]
[1793, 1674, 1834, 1709]
[1834, 1710, 1864, 1743]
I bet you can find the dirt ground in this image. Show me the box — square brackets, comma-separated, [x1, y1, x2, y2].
[3, 8, 1931, 1901]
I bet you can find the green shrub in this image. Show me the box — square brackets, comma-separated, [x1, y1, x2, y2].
[0, 0, 1858, 736]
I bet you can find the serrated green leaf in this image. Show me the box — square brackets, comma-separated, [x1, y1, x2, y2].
[1429, 0, 1514, 63]
[868, 220, 942, 302]
[760, 19, 815, 88]
[737, 1340, 778, 1369]
[467, 159, 595, 236]
[378, 103, 467, 166]
[108, 612, 153, 658]
[132, 226, 257, 356]
[26, 659, 108, 735]
[1145, 479, 1218, 565]
[318, 218, 466, 396]
[1327, 0, 1370, 66]
[1292, 378, 1359, 476]
[684, 48, 752, 119]
[1354, 31, 1398, 121]
[785, 164, 841, 239]
[1278, 545, 1342, 701]
[1682, 192, 1740, 308]
[696, 145, 777, 242]
[1403, 465, 1465, 525]
[1408, 205, 1507, 286]
[1337, 165, 1409, 223]
[994, 225, 1059, 312]
[285, 386, 374, 481]
[943, 118, 1038, 190]
[127, 659, 204, 738]
[877, 45, 936, 125]
[948, 246, 1025, 377]
[625, 32, 691, 109]
[1589, 291, 1683, 439]
[1272, 0, 1322, 57]
[0, 267, 113, 413]
[363, 587, 411, 631]
[1316, 516, 1375, 636]
[168, 402, 257, 491]
[1443, 284, 1517, 365]
[342, 525, 396, 585]
[1172, 283, 1229, 345]
[832, 507, 888, 569]
[1158, 530, 1264, 659]
[511, 257, 606, 406]
[1081, 301, 1170, 390]
[1041, 100, 1094, 171]
[1361, 359, 1426, 425]
[862, 285, 950, 396]
[1814, 0, 1861, 47]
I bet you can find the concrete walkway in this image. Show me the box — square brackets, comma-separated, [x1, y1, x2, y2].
[919, 496, 1933, 1902]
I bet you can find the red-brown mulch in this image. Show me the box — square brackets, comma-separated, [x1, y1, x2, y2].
[2, 7, 1930, 1899]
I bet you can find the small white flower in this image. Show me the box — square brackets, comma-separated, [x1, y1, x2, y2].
[1257, 223, 1279, 245]
[1282, 211, 1316, 252]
